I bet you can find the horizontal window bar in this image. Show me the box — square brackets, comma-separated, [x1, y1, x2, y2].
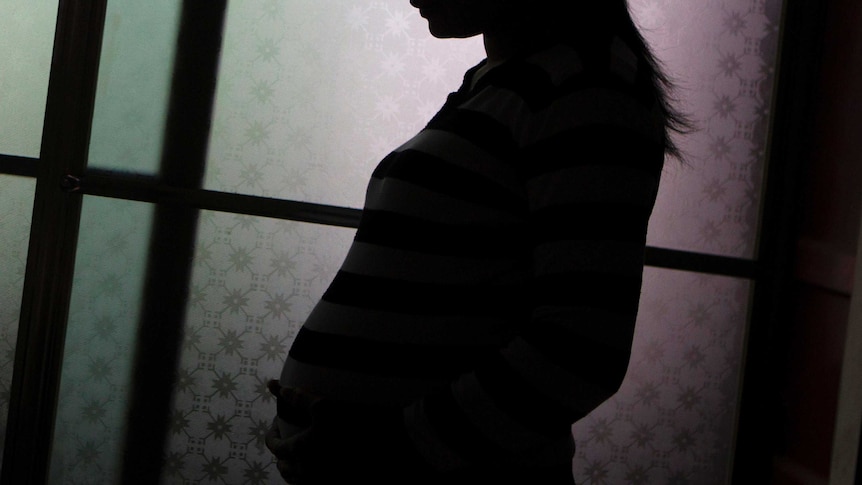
[76, 169, 759, 279]
[645, 246, 759, 279]
[0, 154, 38, 178]
[78, 168, 362, 228]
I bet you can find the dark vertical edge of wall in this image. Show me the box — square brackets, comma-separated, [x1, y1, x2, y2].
[118, 1, 227, 483]
[0, 1, 108, 484]
[731, 0, 830, 482]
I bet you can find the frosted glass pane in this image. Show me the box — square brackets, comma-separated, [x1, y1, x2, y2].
[0, 0, 59, 157]
[204, 1, 484, 205]
[573, 268, 751, 484]
[86, 0, 181, 173]
[0, 175, 35, 462]
[205, 0, 780, 259]
[161, 213, 355, 484]
[49, 197, 153, 484]
[637, 0, 782, 258]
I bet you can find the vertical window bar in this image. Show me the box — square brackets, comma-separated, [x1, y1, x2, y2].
[731, 0, 827, 482]
[1, 1, 108, 484]
[118, 1, 227, 482]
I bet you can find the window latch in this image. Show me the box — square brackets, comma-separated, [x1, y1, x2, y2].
[60, 174, 82, 193]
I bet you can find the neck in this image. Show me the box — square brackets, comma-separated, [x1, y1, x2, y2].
[481, 17, 561, 64]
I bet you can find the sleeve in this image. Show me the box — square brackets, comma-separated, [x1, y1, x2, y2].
[401, 70, 666, 472]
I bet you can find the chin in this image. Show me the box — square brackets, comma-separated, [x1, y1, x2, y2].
[426, 23, 482, 39]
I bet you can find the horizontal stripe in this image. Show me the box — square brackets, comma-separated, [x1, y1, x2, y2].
[519, 124, 665, 179]
[425, 106, 518, 162]
[532, 271, 643, 315]
[287, 327, 496, 379]
[355, 210, 526, 258]
[392, 129, 525, 197]
[340, 241, 524, 285]
[279, 357, 444, 406]
[529, 202, 651, 245]
[525, 165, 659, 211]
[364, 177, 522, 225]
[322, 270, 524, 318]
[525, 44, 584, 87]
[302, 300, 514, 346]
[461, 86, 664, 148]
[532, 240, 645, 276]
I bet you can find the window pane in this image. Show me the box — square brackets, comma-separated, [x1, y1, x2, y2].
[45, 201, 354, 483]
[86, 0, 181, 173]
[637, 0, 782, 258]
[573, 268, 751, 484]
[161, 212, 355, 483]
[0, 175, 36, 465]
[203, 0, 484, 205]
[0, 0, 59, 157]
[49, 196, 154, 484]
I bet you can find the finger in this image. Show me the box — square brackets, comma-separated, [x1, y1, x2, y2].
[265, 422, 284, 454]
[267, 379, 282, 397]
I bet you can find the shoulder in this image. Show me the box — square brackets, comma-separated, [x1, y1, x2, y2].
[457, 38, 665, 150]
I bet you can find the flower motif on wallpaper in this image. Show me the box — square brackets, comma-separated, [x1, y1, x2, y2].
[222, 287, 252, 315]
[217, 329, 246, 356]
[630, 422, 658, 448]
[201, 456, 229, 481]
[239, 163, 266, 189]
[242, 119, 272, 148]
[253, 37, 281, 64]
[211, 371, 240, 398]
[723, 11, 748, 35]
[625, 465, 652, 485]
[718, 51, 745, 78]
[205, 414, 234, 440]
[713, 93, 739, 119]
[175, 368, 197, 394]
[263, 292, 292, 319]
[249, 77, 277, 105]
[81, 399, 108, 425]
[75, 441, 101, 467]
[242, 461, 271, 484]
[228, 245, 255, 273]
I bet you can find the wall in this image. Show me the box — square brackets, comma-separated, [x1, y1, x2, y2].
[771, 0, 862, 482]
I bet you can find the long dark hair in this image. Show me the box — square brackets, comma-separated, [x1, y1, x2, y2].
[616, 1, 693, 160]
[564, 1, 693, 160]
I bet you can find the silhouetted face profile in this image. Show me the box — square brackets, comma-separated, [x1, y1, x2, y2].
[410, 0, 520, 38]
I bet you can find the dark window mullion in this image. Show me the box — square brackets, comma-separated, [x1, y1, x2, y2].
[731, 0, 826, 482]
[1, 1, 109, 484]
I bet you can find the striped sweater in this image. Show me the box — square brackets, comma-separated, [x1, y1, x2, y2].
[280, 35, 665, 474]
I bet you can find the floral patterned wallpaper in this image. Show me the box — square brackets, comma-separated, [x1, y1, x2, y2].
[0, 176, 36, 463]
[4, 0, 783, 483]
